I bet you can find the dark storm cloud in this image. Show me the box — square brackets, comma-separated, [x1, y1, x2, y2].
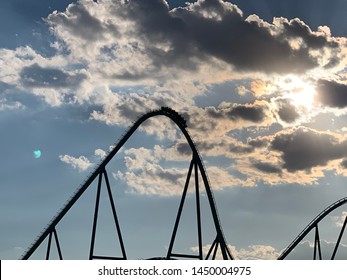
[341, 159, 347, 169]
[252, 161, 282, 174]
[112, 70, 151, 81]
[247, 138, 268, 148]
[175, 137, 254, 157]
[197, 138, 254, 154]
[20, 63, 87, 89]
[280, 18, 338, 49]
[41, 0, 345, 79]
[117, 0, 205, 71]
[316, 79, 347, 108]
[206, 102, 268, 123]
[277, 99, 300, 123]
[46, 2, 118, 41]
[130, 0, 327, 73]
[226, 105, 265, 122]
[270, 127, 347, 172]
[176, 142, 191, 156]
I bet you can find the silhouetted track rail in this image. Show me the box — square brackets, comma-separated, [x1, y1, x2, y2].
[21, 107, 233, 260]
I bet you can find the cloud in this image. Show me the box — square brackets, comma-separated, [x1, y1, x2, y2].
[193, 240, 347, 260]
[270, 127, 347, 172]
[250, 79, 278, 98]
[20, 63, 87, 89]
[114, 145, 252, 195]
[43, 0, 344, 84]
[316, 79, 347, 108]
[59, 154, 93, 171]
[94, 148, 107, 159]
[234, 155, 325, 186]
[46, 1, 119, 42]
[181, 101, 275, 142]
[210, 100, 273, 124]
[171, 1, 341, 73]
[174, 136, 255, 159]
[251, 161, 282, 174]
[0, 46, 44, 85]
[89, 83, 196, 135]
[336, 212, 347, 227]
[191, 243, 280, 260]
[276, 99, 300, 123]
[0, 98, 24, 111]
[285, 240, 347, 260]
[230, 126, 347, 185]
[2, 0, 347, 190]
[206, 166, 254, 188]
[112, 146, 187, 196]
[1, 0, 346, 127]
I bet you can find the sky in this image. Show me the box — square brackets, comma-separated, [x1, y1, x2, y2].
[1, 0, 347, 260]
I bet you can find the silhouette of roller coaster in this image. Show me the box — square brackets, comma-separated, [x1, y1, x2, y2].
[278, 197, 347, 260]
[21, 108, 347, 260]
[21, 107, 233, 260]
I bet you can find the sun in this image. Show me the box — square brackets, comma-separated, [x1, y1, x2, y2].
[280, 76, 316, 110]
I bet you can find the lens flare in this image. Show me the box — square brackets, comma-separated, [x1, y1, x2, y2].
[33, 150, 42, 159]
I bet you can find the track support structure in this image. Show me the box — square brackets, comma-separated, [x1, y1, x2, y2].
[21, 108, 233, 260]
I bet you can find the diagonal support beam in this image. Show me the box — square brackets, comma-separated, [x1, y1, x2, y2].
[313, 225, 322, 260]
[89, 172, 103, 260]
[103, 169, 127, 259]
[331, 215, 347, 260]
[194, 160, 203, 260]
[89, 169, 127, 260]
[196, 154, 233, 259]
[166, 159, 194, 259]
[45, 228, 63, 260]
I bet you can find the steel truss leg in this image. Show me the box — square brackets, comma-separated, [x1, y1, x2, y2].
[331, 215, 347, 260]
[89, 172, 103, 260]
[194, 161, 203, 259]
[89, 169, 126, 260]
[196, 157, 233, 260]
[46, 228, 63, 260]
[205, 238, 217, 259]
[166, 159, 194, 259]
[313, 225, 322, 260]
[167, 155, 231, 260]
[103, 169, 126, 259]
[212, 240, 219, 259]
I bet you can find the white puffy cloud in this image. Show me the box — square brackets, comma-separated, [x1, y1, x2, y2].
[336, 212, 347, 227]
[113, 145, 249, 195]
[94, 148, 107, 159]
[0, 98, 24, 111]
[59, 154, 93, 171]
[191, 243, 280, 260]
[192, 240, 347, 260]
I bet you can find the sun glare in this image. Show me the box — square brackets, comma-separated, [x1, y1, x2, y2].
[280, 76, 316, 110]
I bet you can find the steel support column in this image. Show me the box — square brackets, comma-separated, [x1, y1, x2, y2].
[331, 215, 347, 260]
[313, 226, 322, 260]
[167, 159, 194, 259]
[194, 158, 203, 260]
[89, 172, 103, 260]
[103, 169, 126, 259]
[45, 228, 63, 260]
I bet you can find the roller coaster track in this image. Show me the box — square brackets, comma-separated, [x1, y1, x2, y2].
[21, 107, 233, 260]
[278, 197, 347, 260]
